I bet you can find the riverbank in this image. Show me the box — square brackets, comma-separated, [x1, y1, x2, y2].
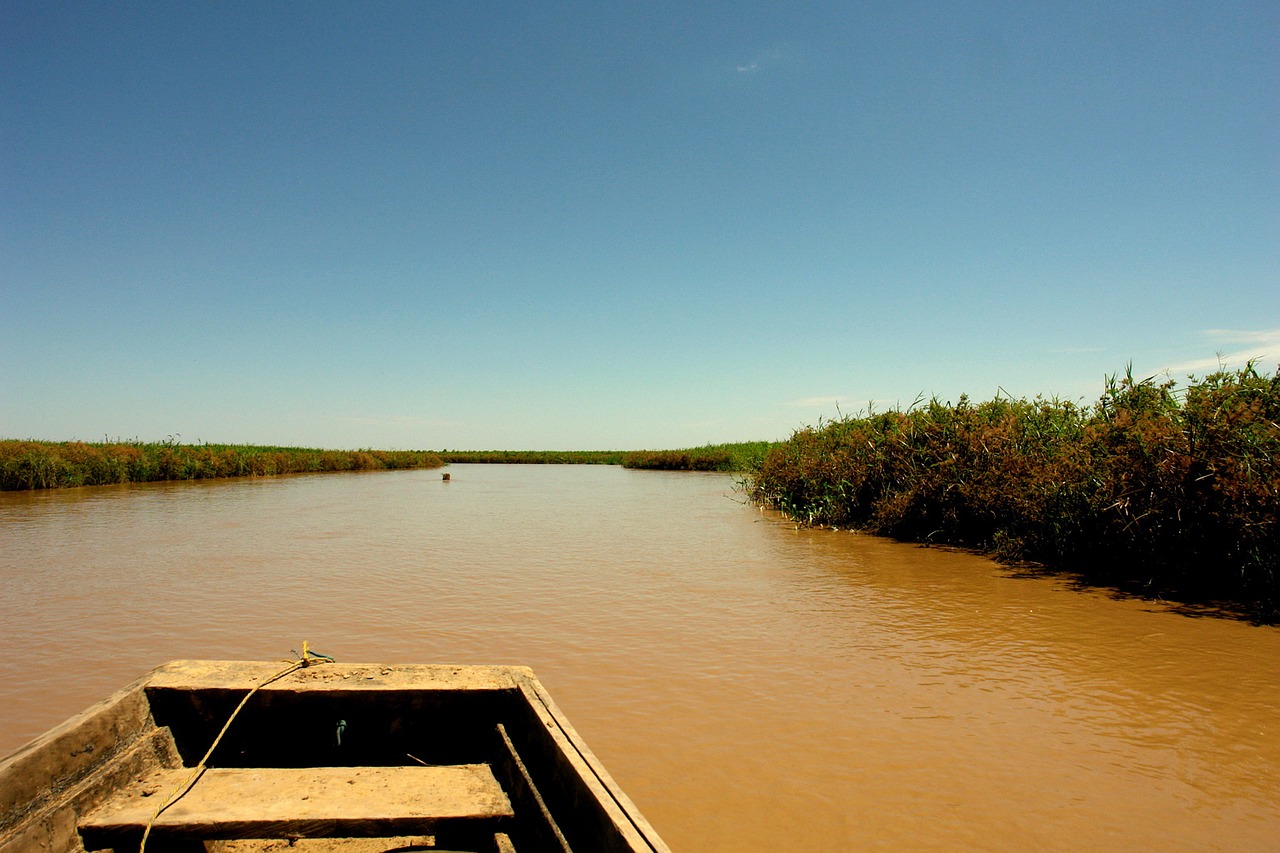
[621, 441, 776, 472]
[439, 449, 627, 464]
[438, 442, 778, 471]
[0, 440, 444, 489]
[0, 440, 777, 490]
[747, 365, 1279, 619]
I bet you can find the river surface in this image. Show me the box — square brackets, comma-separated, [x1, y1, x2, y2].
[1, 464, 1277, 850]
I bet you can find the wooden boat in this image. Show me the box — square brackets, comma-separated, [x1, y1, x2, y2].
[0, 660, 671, 853]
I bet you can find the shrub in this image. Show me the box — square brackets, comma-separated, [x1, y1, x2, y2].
[748, 366, 1280, 618]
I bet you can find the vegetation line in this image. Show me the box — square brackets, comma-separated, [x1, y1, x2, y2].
[0, 440, 777, 490]
[437, 442, 777, 471]
[0, 439, 444, 490]
[439, 450, 628, 465]
[621, 442, 777, 472]
[746, 365, 1280, 620]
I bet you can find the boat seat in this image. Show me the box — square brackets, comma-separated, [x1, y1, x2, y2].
[213, 839, 513, 852]
[78, 764, 515, 850]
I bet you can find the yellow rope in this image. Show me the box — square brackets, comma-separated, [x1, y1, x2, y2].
[138, 644, 333, 852]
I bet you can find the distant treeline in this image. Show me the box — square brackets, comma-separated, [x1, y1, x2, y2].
[439, 442, 776, 471]
[440, 440, 773, 468]
[439, 450, 627, 465]
[621, 442, 777, 472]
[0, 440, 444, 490]
[748, 366, 1280, 619]
[0, 441, 777, 489]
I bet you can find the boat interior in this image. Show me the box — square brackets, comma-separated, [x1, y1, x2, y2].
[0, 661, 668, 853]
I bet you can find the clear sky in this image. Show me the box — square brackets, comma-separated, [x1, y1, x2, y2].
[2, 2, 1276, 450]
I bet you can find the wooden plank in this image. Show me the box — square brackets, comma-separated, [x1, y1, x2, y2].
[80, 765, 513, 839]
[143, 660, 535, 694]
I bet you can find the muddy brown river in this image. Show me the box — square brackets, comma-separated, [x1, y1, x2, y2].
[1, 464, 1277, 850]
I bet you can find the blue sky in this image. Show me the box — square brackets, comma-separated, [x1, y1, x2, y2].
[2, 2, 1276, 450]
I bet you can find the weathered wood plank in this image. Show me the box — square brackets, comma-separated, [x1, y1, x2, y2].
[81, 765, 513, 839]
[144, 660, 535, 694]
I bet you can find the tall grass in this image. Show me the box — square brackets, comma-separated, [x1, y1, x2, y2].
[748, 366, 1280, 618]
[622, 442, 778, 472]
[0, 440, 779, 486]
[0, 439, 444, 490]
[438, 443, 778, 471]
[438, 450, 627, 465]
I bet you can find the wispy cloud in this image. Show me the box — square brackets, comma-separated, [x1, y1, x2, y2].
[1202, 328, 1280, 345]
[1165, 328, 1280, 374]
[735, 45, 788, 74]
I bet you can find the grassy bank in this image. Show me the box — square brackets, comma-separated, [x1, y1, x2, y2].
[748, 366, 1280, 619]
[438, 443, 777, 471]
[622, 441, 778, 472]
[0, 440, 444, 490]
[1, 440, 777, 489]
[439, 450, 627, 465]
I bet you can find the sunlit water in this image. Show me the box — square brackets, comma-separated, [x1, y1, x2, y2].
[2, 464, 1277, 850]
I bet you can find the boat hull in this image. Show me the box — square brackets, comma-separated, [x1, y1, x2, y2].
[0, 661, 670, 853]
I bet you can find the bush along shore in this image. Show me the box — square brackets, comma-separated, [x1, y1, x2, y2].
[748, 366, 1280, 620]
[0, 440, 444, 490]
[622, 442, 778, 472]
[439, 450, 627, 465]
[439, 442, 778, 471]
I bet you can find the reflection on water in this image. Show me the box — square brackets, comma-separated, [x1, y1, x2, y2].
[1, 464, 1277, 850]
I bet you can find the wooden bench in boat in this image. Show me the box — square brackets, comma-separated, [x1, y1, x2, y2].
[79, 764, 514, 847]
[1, 661, 671, 853]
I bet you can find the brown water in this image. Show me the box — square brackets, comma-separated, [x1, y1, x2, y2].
[2, 464, 1277, 850]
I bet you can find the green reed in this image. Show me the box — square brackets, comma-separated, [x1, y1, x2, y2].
[0, 439, 444, 490]
[437, 450, 628, 465]
[748, 365, 1280, 619]
[437, 443, 777, 471]
[621, 442, 777, 472]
